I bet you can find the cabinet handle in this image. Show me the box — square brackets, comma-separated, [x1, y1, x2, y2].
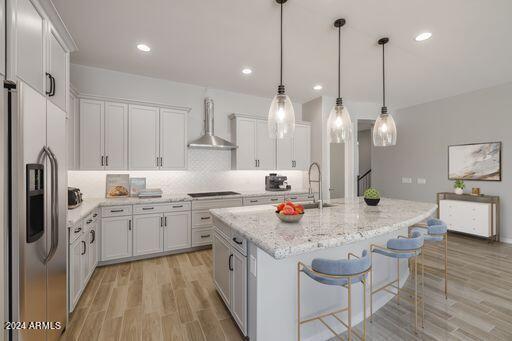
[93, 213, 98, 218]
[270, 198, 279, 201]
[101, 155, 104, 166]
[160, 157, 163, 167]
[250, 200, 258, 203]
[142, 207, 154, 210]
[172, 205, 183, 208]
[228, 254, 233, 271]
[73, 227, 82, 233]
[110, 209, 124, 213]
[50, 74, 56, 96]
[105, 155, 109, 166]
[257, 160, 259, 167]
[45, 73, 55, 96]
[200, 216, 211, 220]
[81, 240, 86, 255]
[232, 237, 243, 245]
[201, 234, 211, 238]
[90, 230, 95, 244]
[128, 219, 132, 231]
[86, 219, 92, 224]
[164, 216, 167, 226]
[290, 196, 298, 200]
[160, 216, 163, 227]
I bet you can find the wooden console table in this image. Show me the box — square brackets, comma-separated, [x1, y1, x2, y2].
[437, 192, 500, 242]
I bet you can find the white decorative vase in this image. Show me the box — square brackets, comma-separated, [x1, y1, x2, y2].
[454, 188, 464, 195]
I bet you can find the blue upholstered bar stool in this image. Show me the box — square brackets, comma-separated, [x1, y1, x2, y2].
[297, 250, 371, 341]
[370, 231, 424, 333]
[410, 218, 448, 299]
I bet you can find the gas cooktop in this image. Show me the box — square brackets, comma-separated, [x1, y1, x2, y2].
[187, 191, 241, 198]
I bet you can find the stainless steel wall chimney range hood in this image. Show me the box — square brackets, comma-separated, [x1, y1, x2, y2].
[188, 97, 238, 150]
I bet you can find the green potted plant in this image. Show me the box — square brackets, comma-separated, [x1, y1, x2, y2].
[364, 188, 381, 206]
[454, 179, 465, 195]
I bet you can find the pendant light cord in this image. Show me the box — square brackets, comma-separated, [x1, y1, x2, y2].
[382, 43, 386, 108]
[280, 2, 283, 87]
[338, 25, 341, 99]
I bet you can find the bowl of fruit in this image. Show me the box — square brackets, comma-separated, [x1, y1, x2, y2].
[275, 201, 305, 223]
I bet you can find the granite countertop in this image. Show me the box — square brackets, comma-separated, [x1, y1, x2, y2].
[210, 197, 438, 259]
[67, 190, 313, 227]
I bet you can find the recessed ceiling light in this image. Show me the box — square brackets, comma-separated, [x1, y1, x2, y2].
[242, 68, 252, 75]
[137, 43, 151, 52]
[313, 84, 323, 91]
[415, 32, 432, 42]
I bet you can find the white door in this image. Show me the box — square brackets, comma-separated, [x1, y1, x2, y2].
[133, 213, 164, 256]
[255, 120, 275, 170]
[277, 137, 293, 170]
[47, 27, 67, 111]
[129, 105, 159, 169]
[80, 99, 104, 170]
[69, 237, 83, 311]
[213, 231, 231, 307]
[104, 102, 128, 170]
[231, 249, 247, 334]
[293, 125, 311, 170]
[101, 216, 132, 261]
[15, 0, 45, 93]
[235, 119, 256, 170]
[163, 212, 191, 251]
[159, 109, 187, 170]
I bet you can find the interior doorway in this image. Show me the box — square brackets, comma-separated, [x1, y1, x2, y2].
[329, 142, 345, 199]
[357, 120, 374, 196]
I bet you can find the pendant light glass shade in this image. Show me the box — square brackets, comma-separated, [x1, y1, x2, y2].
[327, 104, 352, 143]
[268, 93, 295, 139]
[373, 111, 397, 146]
[373, 37, 397, 146]
[268, 0, 295, 139]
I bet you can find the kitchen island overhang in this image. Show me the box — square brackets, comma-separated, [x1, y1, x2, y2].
[210, 198, 437, 340]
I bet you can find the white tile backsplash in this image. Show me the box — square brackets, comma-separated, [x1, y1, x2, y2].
[69, 149, 308, 198]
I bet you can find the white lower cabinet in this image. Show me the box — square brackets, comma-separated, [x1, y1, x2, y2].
[164, 212, 191, 251]
[133, 213, 164, 256]
[213, 229, 247, 335]
[101, 215, 133, 261]
[69, 234, 83, 310]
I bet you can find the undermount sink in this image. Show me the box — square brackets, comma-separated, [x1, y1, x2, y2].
[301, 202, 337, 209]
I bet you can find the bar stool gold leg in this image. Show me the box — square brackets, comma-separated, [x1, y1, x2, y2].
[421, 251, 425, 328]
[297, 263, 301, 341]
[414, 255, 418, 334]
[397, 258, 400, 305]
[445, 233, 448, 299]
[363, 279, 367, 341]
[348, 280, 352, 341]
[370, 253, 373, 323]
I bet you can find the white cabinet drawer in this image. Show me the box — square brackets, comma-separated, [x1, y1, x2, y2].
[243, 195, 284, 206]
[101, 205, 133, 217]
[286, 193, 317, 202]
[231, 230, 247, 256]
[192, 198, 243, 211]
[440, 199, 492, 237]
[192, 227, 213, 246]
[69, 222, 84, 244]
[133, 202, 190, 215]
[192, 211, 213, 227]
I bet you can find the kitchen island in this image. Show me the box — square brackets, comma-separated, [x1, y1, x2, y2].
[210, 197, 437, 340]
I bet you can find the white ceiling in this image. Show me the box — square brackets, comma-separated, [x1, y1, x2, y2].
[54, 0, 512, 109]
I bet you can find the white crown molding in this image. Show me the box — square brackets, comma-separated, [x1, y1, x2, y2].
[38, 0, 78, 52]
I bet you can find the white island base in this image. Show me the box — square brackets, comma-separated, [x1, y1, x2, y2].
[247, 227, 411, 341]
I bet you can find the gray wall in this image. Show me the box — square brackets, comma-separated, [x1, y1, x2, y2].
[373, 82, 512, 241]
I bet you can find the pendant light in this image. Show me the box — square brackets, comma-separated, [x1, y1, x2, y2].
[268, 0, 295, 139]
[373, 37, 397, 146]
[327, 18, 352, 144]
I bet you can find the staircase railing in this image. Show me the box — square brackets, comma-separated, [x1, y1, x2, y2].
[357, 169, 372, 196]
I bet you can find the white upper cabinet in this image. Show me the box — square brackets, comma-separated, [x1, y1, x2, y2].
[277, 123, 311, 170]
[104, 102, 128, 170]
[47, 27, 67, 111]
[159, 109, 187, 170]
[15, 0, 45, 93]
[129, 104, 160, 170]
[80, 99, 104, 170]
[255, 120, 276, 169]
[231, 115, 276, 170]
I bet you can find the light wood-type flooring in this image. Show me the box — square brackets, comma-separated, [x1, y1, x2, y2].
[62, 233, 512, 341]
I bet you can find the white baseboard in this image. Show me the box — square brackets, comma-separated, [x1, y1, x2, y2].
[499, 237, 512, 244]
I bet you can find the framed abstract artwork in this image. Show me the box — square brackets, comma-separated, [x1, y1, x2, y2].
[448, 142, 502, 181]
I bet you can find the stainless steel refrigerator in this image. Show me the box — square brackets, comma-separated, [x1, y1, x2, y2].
[8, 80, 67, 341]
